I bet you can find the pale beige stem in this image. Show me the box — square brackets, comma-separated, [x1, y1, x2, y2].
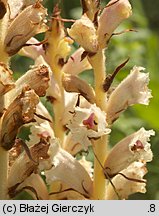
[51, 67, 65, 144]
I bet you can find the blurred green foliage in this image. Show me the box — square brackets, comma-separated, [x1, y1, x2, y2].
[11, 0, 159, 199]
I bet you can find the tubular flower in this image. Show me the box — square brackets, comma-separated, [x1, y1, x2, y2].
[97, 0, 132, 48]
[44, 142, 93, 198]
[68, 14, 98, 53]
[68, 0, 132, 52]
[104, 127, 155, 177]
[66, 104, 111, 150]
[106, 66, 152, 124]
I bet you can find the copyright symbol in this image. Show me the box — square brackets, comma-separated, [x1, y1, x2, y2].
[3, 204, 16, 214]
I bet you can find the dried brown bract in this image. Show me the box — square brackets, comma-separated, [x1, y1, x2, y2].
[0, 86, 39, 150]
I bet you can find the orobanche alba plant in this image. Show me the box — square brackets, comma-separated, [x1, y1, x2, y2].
[0, 0, 155, 200]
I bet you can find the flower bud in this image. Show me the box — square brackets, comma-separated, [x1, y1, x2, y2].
[97, 0, 132, 49]
[68, 14, 98, 53]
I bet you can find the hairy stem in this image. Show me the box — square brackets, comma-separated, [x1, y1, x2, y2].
[46, 20, 66, 145]
[89, 50, 108, 199]
[50, 64, 65, 144]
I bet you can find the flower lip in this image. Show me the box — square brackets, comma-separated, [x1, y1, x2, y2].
[130, 140, 144, 152]
[83, 113, 96, 129]
[66, 104, 111, 150]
